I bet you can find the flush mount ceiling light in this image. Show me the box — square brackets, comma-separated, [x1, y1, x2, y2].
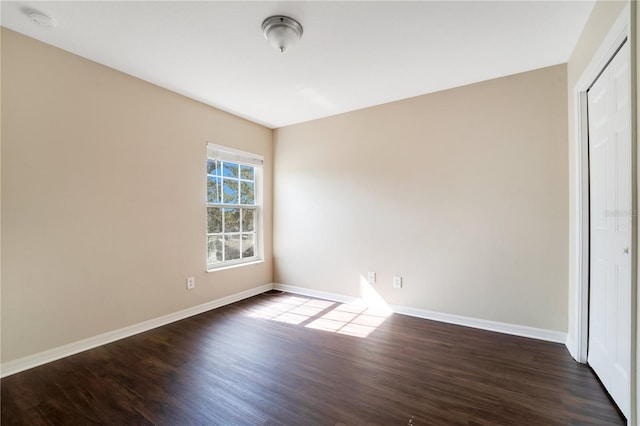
[261, 15, 303, 53]
[25, 9, 58, 29]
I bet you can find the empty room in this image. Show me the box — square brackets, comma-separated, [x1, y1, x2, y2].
[1, 0, 638, 424]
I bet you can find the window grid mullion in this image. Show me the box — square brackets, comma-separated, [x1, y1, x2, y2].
[207, 203, 256, 209]
[239, 207, 244, 258]
[221, 200, 226, 262]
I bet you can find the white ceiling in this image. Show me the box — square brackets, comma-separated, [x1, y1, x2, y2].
[1, 1, 595, 128]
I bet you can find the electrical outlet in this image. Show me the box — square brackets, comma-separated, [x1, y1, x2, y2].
[367, 271, 376, 284]
[393, 276, 402, 289]
[186, 277, 195, 290]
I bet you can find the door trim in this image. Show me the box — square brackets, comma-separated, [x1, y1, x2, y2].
[570, 2, 635, 424]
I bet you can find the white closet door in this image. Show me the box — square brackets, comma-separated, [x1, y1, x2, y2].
[587, 41, 631, 419]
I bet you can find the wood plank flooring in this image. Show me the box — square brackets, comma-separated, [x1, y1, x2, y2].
[1, 291, 624, 425]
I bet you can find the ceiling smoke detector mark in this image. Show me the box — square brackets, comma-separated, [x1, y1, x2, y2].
[24, 9, 58, 29]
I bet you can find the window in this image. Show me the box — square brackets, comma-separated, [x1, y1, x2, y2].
[206, 143, 263, 270]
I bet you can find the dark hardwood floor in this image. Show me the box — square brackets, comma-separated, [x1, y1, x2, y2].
[2, 291, 624, 425]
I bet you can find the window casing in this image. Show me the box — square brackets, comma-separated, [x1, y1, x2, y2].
[206, 144, 263, 270]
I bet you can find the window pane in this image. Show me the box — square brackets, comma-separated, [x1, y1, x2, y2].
[242, 209, 255, 232]
[224, 235, 241, 261]
[207, 235, 223, 264]
[207, 159, 220, 176]
[223, 179, 239, 204]
[240, 165, 254, 180]
[206, 150, 261, 268]
[207, 176, 221, 203]
[242, 234, 255, 258]
[207, 207, 222, 234]
[240, 181, 254, 205]
[223, 162, 239, 178]
[224, 208, 240, 232]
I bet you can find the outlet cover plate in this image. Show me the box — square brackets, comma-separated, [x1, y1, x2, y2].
[186, 277, 195, 290]
[393, 276, 402, 289]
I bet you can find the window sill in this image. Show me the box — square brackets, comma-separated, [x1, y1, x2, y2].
[206, 259, 264, 273]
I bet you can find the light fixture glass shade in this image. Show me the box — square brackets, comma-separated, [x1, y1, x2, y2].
[262, 16, 303, 53]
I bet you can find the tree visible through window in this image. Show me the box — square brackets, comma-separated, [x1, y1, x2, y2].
[206, 144, 261, 269]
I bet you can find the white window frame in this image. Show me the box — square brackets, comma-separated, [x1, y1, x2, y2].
[206, 143, 263, 271]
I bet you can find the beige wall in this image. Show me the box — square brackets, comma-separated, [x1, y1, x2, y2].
[1, 29, 273, 363]
[566, 0, 627, 355]
[273, 64, 568, 332]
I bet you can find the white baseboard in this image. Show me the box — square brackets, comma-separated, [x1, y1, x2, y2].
[392, 304, 567, 344]
[273, 283, 567, 344]
[1, 283, 274, 378]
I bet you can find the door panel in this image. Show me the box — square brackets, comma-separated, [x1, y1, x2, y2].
[587, 42, 631, 419]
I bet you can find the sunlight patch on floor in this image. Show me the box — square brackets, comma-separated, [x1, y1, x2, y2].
[305, 303, 390, 338]
[246, 296, 333, 325]
[246, 293, 390, 338]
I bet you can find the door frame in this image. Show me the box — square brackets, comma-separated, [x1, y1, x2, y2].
[571, 2, 635, 423]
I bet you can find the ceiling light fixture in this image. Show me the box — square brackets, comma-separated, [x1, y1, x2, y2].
[261, 15, 303, 53]
[25, 9, 58, 29]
